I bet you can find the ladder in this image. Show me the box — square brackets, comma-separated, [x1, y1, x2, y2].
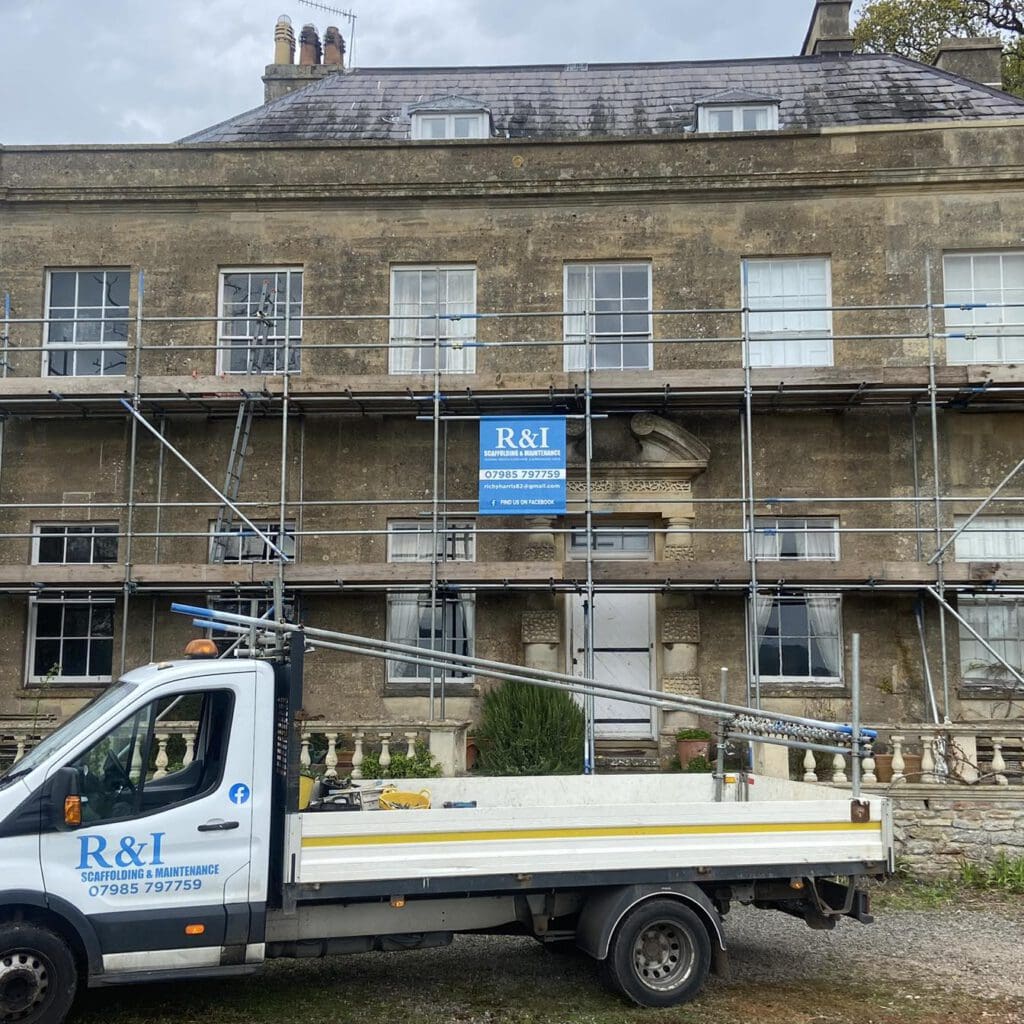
[210, 401, 256, 563]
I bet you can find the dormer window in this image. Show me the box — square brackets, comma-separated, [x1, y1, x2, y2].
[408, 97, 490, 140]
[697, 103, 779, 133]
[412, 112, 488, 140]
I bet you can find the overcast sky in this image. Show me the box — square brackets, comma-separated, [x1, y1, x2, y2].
[2, 0, 823, 145]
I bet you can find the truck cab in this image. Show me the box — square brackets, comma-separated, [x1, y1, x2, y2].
[0, 655, 275, 1023]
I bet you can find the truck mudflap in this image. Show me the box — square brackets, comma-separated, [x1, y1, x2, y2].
[574, 882, 727, 971]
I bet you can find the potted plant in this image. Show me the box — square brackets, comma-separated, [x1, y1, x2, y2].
[676, 728, 712, 766]
[298, 767, 318, 809]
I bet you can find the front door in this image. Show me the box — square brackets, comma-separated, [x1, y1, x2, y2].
[40, 673, 257, 973]
[569, 592, 655, 739]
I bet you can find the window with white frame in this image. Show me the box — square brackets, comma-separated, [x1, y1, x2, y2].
[697, 103, 779, 133]
[386, 520, 474, 686]
[45, 269, 129, 377]
[564, 263, 652, 371]
[411, 111, 489, 140]
[568, 526, 652, 558]
[390, 266, 476, 374]
[755, 594, 842, 684]
[944, 252, 1024, 364]
[387, 520, 475, 562]
[208, 520, 297, 563]
[751, 517, 839, 561]
[218, 269, 302, 374]
[958, 596, 1024, 685]
[32, 524, 119, 564]
[27, 597, 114, 684]
[743, 258, 833, 367]
[953, 515, 1024, 561]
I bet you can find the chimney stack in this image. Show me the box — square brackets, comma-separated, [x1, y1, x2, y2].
[802, 0, 854, 56]
[273, 15, 295, 65]
[323, 26, 345, 67]
[263, 16, 344, 103]
[934, 37, 1004, 90]
[299, 24, 322, 67]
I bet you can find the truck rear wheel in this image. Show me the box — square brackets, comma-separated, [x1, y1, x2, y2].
[0, 923, 78, 1024]
[601, 899, 711, 1008]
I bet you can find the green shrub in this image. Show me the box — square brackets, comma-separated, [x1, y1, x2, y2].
[476, 680, 584, 775]
[359, 740, 441, 780]
[675, 728, 712, 741]
[683, 755, 712, 774]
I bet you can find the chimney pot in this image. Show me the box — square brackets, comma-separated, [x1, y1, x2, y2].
[299, 24, 322, 67]
[934, 37, 1004, 90]
[323, 26, 346, 67]
[274, 14, 295, 66]
[802, 0, 854, 57]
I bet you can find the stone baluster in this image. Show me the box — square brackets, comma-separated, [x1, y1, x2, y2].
[803, 749, 818, 783]
[920, 733, 936, 784]
[324, 732, 339, 778]
[183, 731, 196, 768]
[14, 735, 26, 764]
[351, 731, 365, 780]
[130, 736, 145, 782]
[153, 734, 169, 779]
[404, 731, 417, 758]
[862, 748, 877, 785]
[991, 737, 1009, 786]
[379, 732, 392, 772]
[300, 732, 312, 769]
[831, 753, 848, 785]
[891, 735, 906, 782]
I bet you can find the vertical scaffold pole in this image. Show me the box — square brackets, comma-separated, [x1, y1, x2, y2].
[925, 261, 950, 716]
[120, 270, 144, 674]
[851, 632, 862, 799]
[277, 273, 294, 649]
[740, 262, 762, 709]
[583, 294, 596, 774]
[429, 295, 442, 721]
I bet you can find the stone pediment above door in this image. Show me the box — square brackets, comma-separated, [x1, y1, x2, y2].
[566, 413, 709, 515]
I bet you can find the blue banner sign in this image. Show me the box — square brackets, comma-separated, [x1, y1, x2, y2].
[479, 417, 567, 515]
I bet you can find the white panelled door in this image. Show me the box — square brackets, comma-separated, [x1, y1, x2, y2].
[569, 593, 655, 739]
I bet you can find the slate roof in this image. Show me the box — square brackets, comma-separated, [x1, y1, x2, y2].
[181, 53, 1024, 144]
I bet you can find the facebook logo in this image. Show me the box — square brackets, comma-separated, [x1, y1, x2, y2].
[229, 783, 251, 805]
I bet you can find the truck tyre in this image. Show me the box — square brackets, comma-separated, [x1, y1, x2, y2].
[0, 923, 78, 1024]
[601, 899, 711, 1008]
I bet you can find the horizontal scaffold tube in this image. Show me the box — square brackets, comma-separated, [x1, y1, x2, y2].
[172, 603, 876, 745]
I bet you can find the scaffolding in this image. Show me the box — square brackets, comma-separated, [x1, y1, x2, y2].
[2, 263, 1024, 745]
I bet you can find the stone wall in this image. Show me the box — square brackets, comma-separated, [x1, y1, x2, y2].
[890, 789, 1024, 878]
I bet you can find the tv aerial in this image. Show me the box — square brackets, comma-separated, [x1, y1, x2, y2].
[297, 0, 358, 67]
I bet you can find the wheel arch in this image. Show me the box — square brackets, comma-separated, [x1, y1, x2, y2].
[576, 884, 726, 966]
[0, 890, 102, 981]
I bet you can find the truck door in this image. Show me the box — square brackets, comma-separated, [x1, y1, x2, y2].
[39, 671, 258, 975]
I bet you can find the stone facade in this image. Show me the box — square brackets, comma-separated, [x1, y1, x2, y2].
[2, 8, 1024, 755]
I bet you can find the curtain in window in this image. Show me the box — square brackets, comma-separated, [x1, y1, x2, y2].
[805, 596, 840, 677]
[564, 266, 589, 371]
[390, 271, 422, 373]
[754, 593, 774, 635]
[445, 270, 475, 373]
[803, 524, 836, 560]
[752, 521, 776, 559]
[387, 596, 422, 677]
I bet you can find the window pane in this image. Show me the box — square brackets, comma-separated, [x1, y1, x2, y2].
[33, 638, 61, 678]
[94, 533, 118, 562]
[621, 267, 648, 299]
[61, 639, 89, 677]
[77, 272, 105, 307]
[781, 636, 810, 676]
[64, 605, 91, 636]
[758, 640, 780, 676]
[742, 107, 768, 131]
[49, 273, 77, 308]
[593, 267, 621, 300]
[709, 109, 733, 131]
[37, 535, 64, 563]
[105, 272, 130, 308]
[35, 604, 63, 636]
[88, 639, 114, 677]
[65, 534, 91, 563]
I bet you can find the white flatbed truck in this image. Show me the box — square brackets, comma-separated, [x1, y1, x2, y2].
[0, 617, 892, 1024]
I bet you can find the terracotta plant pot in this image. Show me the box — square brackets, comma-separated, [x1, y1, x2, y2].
[676, 739, 711, 765]
[872, 754, 893, 783]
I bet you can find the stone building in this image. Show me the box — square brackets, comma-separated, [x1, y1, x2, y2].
[2, 0, 1024, 776]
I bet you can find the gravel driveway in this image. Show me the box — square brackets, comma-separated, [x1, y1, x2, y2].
[74, 898, 1024, 1024]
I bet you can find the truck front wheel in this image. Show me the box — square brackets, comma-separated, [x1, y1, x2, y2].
[0, 923, 78, 1024]
[601, 899, 711, 1007]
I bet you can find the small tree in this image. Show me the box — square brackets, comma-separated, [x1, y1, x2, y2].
[476, 680, 584, 776]
[853, 0, 1024, 96]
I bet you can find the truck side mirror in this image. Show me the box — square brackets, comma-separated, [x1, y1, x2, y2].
[50, 767, 81, 828]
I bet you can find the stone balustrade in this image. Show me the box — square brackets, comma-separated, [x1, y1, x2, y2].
[794, 723, 1023, 789]
[299, 721, 469, 778]
[3, 718, 470, 778]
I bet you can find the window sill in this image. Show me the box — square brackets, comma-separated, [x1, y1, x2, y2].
[758, 682, 846, 699]
[384, 681, 476, 698]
